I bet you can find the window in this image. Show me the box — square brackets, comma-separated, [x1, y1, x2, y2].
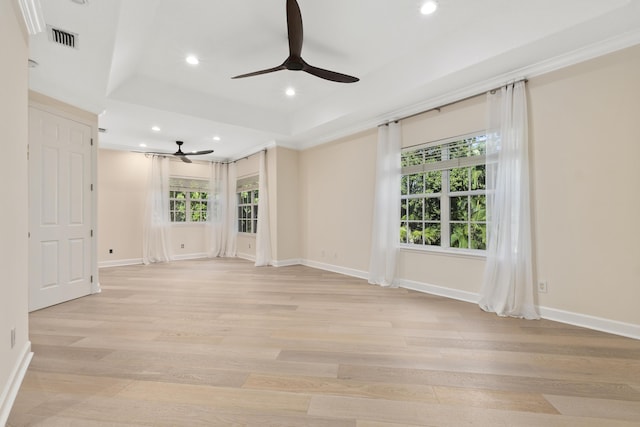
[237, 190, 258, 233]
[169, 177, 209, 223]
[237, 175, 259, 234]
[400, 133, 487, 251]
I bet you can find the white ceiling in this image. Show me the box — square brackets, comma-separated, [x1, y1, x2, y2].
[27, 0, 640, 161]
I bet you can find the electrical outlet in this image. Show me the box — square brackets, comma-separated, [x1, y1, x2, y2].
[538, 281, 548, 293]
[11, 327, 16, 349]
[248, 243, 251, 249]
[109, 249, 113, 254]
[180, 244, 185, 249]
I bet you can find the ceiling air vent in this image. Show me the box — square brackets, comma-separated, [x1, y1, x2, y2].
[47, 25, 78, 49]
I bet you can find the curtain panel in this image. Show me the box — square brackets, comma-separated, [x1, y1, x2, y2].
[142, 155, 172, 264]
[368, 122, 402, 287]
[207, 162, 229, 257]
[479, 81, 539, 319]
[255, 150, 273, 266]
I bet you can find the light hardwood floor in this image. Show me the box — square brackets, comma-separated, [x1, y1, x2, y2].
[8, 258, 640, 426]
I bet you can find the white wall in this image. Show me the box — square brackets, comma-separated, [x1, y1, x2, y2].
[0, 0, 31, 422]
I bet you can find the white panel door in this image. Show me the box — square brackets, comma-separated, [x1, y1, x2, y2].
[29, 107, 93, 311]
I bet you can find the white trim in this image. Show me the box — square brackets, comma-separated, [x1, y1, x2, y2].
[539, 307, 640, 341]
[400, 246, 486, 260]
[229, 141, 277, 163]
[171, 253, 209, 262]
[271, 258, 302, 267]
[0, 342, 33, 426]
[298, 260, 639, 340]
[295, 30, 640, 152]
[99, 258, 143, 268]
[17, 0, 45, 35]
[300, 259, 368, 281]
[395, 278, 480, 304]
[237, 252, 256, 262]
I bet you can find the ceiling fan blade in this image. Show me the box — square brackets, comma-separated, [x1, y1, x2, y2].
[186, 150, 214, 156]
[178, 155, 192, 163]
[303, 63, 359, 83]
[287, 0, 303, 57]
[232, 65, 286, 79]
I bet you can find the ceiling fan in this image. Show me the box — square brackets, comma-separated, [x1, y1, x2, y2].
[145, 141, 213, 163]
[232, 0, 359, 83]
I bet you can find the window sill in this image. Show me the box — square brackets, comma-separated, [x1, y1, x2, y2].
[170, 222, 209, 227]
[399, 244, 486, 260]
[237, 232, 257, 237]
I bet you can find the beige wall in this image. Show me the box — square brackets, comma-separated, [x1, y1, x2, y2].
[0, 0, 30, 420]
[298, 45, 640, 328]
[98, 150, 211, 265]
[96, 45, 640, 330]
[98, 150, 150, 264]
[299, 129, 378, 272]
[274, 147, 299, 262]
[528, 46, 640, 325]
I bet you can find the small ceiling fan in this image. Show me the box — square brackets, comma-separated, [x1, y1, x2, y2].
[145, 141, 213, 163]
[232, 0, 359, 83]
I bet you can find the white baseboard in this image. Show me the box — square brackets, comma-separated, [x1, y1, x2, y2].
[172, 253, 208, 262]
[301, 259, 369, 280]
[237, 252, 256, 262]
[98, 258, 143, 268]
[299, 260, 639, 341]
[0, 342, 33, 427]
[395, 278, 480, 305]
[271, 258, 302, 267]
[539, 307, 640, 341]
[99, 253, 210, 269]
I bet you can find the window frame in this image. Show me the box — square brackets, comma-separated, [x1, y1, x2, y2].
[169, 177, 210, 224]
[237, 189, 259, 234]
[236, 175, 260, 235]
[400, 132, 487, 256]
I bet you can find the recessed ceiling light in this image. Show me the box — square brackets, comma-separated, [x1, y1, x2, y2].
[213, 136, 221, 141]
[139, 143, 147, 148]
[151, 126, 161, 132]
[285, 87, 296, 97]
[421, 0, 438, 15]
[186, 55, 199, 65]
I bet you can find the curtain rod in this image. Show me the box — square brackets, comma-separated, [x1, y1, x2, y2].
[379, 78, 528, 127]
[223, 148, 267, 165]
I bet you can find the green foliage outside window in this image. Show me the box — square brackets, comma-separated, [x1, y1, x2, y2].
[238, 190, 259, 233]
[170, 190, 209, 223]
[400, 134, 487, 251]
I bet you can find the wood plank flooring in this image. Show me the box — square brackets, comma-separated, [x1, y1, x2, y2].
[7, 258, 640, 426]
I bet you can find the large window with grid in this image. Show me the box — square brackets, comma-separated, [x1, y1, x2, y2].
[169, 177, 209, 223]
[237, 175, 259, 234]
[400, 133, 487, 251]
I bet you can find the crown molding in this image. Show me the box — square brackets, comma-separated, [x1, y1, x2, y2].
[17, 0, 44, 35]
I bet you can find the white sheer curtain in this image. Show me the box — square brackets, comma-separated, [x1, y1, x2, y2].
[479, 81, 539, 319]
[224, 162, 238, 257]
[142, 155, 172, 264]
[255, 150, 273, 266]
[206, 162, 228, 257]
[368, 122, 402, 287]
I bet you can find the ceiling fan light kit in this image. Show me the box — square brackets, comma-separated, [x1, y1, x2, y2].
[232, 0, 359, 83]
